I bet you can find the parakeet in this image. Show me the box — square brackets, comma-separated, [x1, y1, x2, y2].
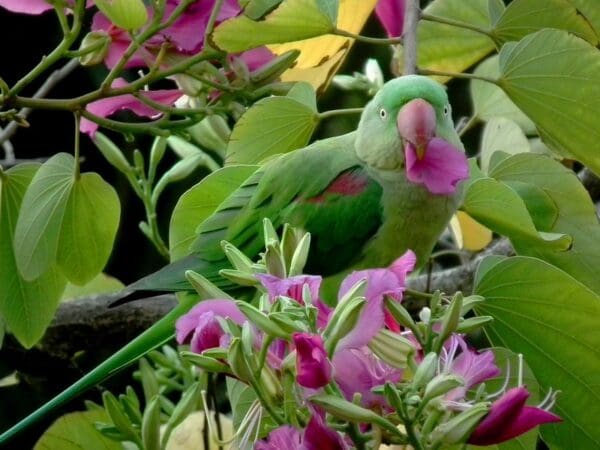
[0, 75, 468, 443]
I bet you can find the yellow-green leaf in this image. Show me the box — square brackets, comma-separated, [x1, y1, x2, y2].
[213, 0, 335, 52]
[225, 96, 318, 165]
[94, 0, 148, 30]
[35, 409, 121, 450]
[397, 0, 495, 81]
[480, 117, 530, 173]
[497, 29, 600, 175]
[0, 164, 67, 348]
[491, 0, 597, 45]
[61, 273, 124, 301]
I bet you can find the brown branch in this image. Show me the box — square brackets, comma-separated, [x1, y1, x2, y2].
[402, 0, 420, 75]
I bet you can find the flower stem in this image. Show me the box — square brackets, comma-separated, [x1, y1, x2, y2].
[317, 108, 363, 120]
[333, 28, 403, 45]
[405, 288, 434, 299]
[420, 12, 494, 39]
[73, 112, 81, 180]
[418, 68, 498, 84]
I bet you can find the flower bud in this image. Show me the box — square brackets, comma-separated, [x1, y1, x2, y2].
[221, 240, 255, 273]
[219, 269, 258, 286]
[95, 0, 148, 30]
[412, 352, 438, 389]
[430, 404, 489, 445]
[235, 301, 289, 339]
[188, 115, 230, 154]
[368, 329, 415, 369]
[436, 292, 464, 350]
[264, 245, 286, 278]
[227, 338, 252, 382]
[185, 270, 233, 300]
[384, 296, 419, 337]
[289, 232, 311, 276]
[323, 296, 366, 355]
[78, 31, 110, 66]
[249, 49, 299, 86]
[423, 374, 464, 401]
[456, 315, 493, 333]
[93, 132, 132, 175]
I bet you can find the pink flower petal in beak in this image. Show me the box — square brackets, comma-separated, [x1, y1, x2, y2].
[405, 138, 468, 195]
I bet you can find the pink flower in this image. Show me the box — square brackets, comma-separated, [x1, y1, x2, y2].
[440, 335, 501, 402]
[332, 347, 402, 409]
[405, 138, 469, 195]
[254, 425, 302, 450]
[293, 333, 332, 389]
[175, 299, 245, 353]
[468, 387, 561, 445]
[336, 250, 416, 349]
[0, 0, 93, 14]
[375, 0, 406, 38]
[80, 78, 182, 137]
[257, 274, 331, 330]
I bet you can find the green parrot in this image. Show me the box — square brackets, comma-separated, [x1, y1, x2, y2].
[0, 75, 468, 444]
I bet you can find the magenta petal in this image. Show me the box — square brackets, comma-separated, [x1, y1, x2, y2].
[468, 387, 561, 445]
[175, 299, 245, 344]
[304, 412, 347, 450]
[255, 425, 302, 450]
[375, 0, 406, 38]
[257, 274, 322, 304]
[405, 138, 469, 195]
[293, 333, 332, 389]
[238, 46, 274, 71]
[81, 78, 182, 136]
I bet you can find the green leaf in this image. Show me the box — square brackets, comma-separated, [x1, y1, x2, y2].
[94, 0, 148, 30]
[286, 81, 317, 111]
[471, 55, 536, 134]
[169, 165, 258, 261]
[490, 153, 600, 294]
[568, 0, 600, 40]
[487, 0, 505, 25]
[497, 29, 600, 175]
[480, 118, 530, 173]
[0, 164, 67, 348]
[61, 273, 124, 301]
[244, 0, 282, 19]
[491, 0, 597, 45]
[226, 377, 259, 431]
[475, 256, 600, 450]
[56, 173, 120, 285]
[399, 0, 495, 81]
[213, 0, 335, 52]
[225, 96, 318, 165]
[462, 177, 571, 251]
[34, 409, 122, 450]
[13, 154, 120, 285]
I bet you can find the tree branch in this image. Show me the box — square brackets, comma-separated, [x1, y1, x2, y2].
[402, 0, 420, 75]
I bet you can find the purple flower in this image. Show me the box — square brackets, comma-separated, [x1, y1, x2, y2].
[255, 412, 346, 450]
[332, 347, 402, 409]
[375, 0, 406, 38]
[80, 78, 182, 136]
[405, 138, 469, 195]
[175, 299, 245, 353]
[255, 425, 302, 450]
[336, 250, 416, 349]
[441, 335, 501, 402]
[293, 333, 332, 389]
[0, 0, 93, 14]
[257, 274, 331, 329]
[468, 387, 561, 445]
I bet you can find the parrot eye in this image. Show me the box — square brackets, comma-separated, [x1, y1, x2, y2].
[443, 105, 450, 116]
[379, 108, 387, 120]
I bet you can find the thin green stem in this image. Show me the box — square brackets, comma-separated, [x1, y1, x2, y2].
[458, 114, 478, 138]
[418, 68, 498, 84]
[405, 288, 434, 299]
[9, 0, 84, 96]
[204, 0, 224, 46]
[420, 12, 494, 39]
[318, 107, 363, 120]
[73, 112, 81, 180]
[345, 423, 367, 450]
[333, 28, 403, 45]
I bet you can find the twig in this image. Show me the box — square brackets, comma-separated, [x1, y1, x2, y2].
[0, 59, 80, 153]
[402, 0, 420, 75]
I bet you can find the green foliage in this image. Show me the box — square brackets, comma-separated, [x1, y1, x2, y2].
[475, 256, 600, 450]
[34, 409, 121, 450]
[12, 153, 120, 285]
[0, 164, 67, 348]
[497, 29, 600, 174]
[225, 84, 318, 165]
[213, 0, 336, 52]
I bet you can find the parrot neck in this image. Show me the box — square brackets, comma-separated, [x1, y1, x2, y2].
[361, 169, 461, 269]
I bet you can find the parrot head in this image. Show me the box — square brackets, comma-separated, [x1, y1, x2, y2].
[355, 75, 468, 195]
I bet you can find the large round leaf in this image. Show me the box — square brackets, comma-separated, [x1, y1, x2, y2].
[480, 117, 530, 173]
[13, 153, 120, 284]
[225, 91, 318, 165]
[169, 165, 258, 261]
[0, 164, 67, 348]
[475, 256, 600, 450]
[491, 0, 597, 45]
[213, 0, 335, 52]
[497, 29, 600, 175]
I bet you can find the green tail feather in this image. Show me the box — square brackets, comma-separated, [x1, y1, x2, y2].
[0, 295, 198, 445]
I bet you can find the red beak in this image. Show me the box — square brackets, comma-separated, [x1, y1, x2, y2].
[397, 99, 436, 159]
